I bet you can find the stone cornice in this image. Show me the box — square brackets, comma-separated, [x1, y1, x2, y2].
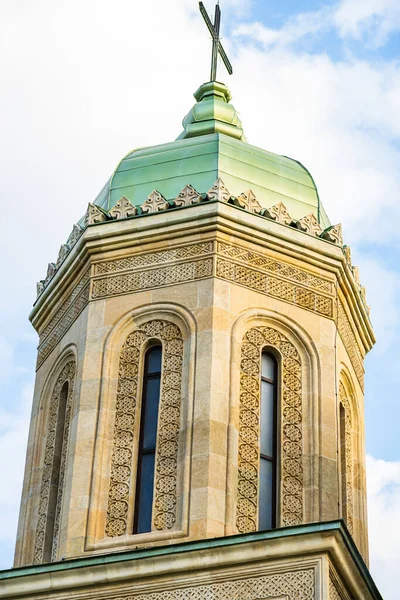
[30, 200, 374, 358]
[0, 522, 382, 600]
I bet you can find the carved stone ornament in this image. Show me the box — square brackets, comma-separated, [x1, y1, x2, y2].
[44, 262, 57, 287]
[321, 223, 343, 245]
[106, 320, 183, 537]
[237, 189, 262, 213]
[115, 568, 315, 600]
[264, 201, 293, 226]
[237, 326, 303, 533]
[36, 280, 45, 297]
[85, 202, 108, 226]
[140, 190, 169, 213]
[174, 184, 201, 207]
[296, 213, 323, 237]
[109, 196, 137, 219]
[68, 224, 84, 248]
[339, 382, 354, 535]
[352, 266, 360, 287]
[56, 244, 70, 268]
[343, 245, 352, 268]
[207, 178, 231, 202]
[34, 360, 76, 564]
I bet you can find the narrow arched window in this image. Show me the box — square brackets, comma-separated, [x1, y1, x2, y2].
[133, 345, 162, 534]
[259, 352, 278, 530]
[44, 380, 68, 562]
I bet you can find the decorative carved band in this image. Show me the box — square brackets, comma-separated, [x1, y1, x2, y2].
[36, 270, 90, 370]
[339, 382, 354, 535]
[337, 301, 364, 390]
[106, 320, 183, 537]
[92, 258, 213, 300]
[112, 568, 315, 600]
[217, 257, 334, 318]
[34, 360, 76, 564]
[217, 241, 334, 294]
[94, 242, 213, 276]
[237, 327, 303, 533]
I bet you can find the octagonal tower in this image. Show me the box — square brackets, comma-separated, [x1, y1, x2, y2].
[7, 82, 380, 600]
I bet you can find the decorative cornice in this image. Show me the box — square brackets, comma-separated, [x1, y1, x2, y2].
[34, 180, 368, 320]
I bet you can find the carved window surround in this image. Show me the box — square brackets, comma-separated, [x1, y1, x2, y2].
[34, 359, 76, 564]
[339, 382, 354, 537]
[105, 319, 184, 537]
[236, 326, 304, 532]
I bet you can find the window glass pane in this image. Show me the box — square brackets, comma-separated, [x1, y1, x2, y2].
[259, 458, 273, 530]
[260, 380, 274, 458]
[135, 453, 155, 534]
[142, 377, 161, 451]
[147, 346, 162, 374]
[262, 353, 275, 380]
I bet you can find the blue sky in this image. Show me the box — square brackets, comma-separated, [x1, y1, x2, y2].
[0, 0, 400, 597]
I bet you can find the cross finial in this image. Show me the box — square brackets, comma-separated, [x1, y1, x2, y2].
[199, 2, 233, 82]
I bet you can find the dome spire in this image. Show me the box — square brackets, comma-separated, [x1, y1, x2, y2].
[199, 1, 233, 82]
[177, 80, 245, 140]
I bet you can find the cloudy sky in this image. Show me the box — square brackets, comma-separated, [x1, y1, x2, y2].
[0, 0, 399, 597]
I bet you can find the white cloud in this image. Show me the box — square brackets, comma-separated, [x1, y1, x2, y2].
[0, 382, 32, 555]
[367, 455, 400, 600]
[334, 0, 400, 46]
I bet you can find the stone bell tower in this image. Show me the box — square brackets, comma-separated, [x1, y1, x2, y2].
[2, 74, 382, 600]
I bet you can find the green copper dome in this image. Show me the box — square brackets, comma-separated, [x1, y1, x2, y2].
[92, 82, 329, 228]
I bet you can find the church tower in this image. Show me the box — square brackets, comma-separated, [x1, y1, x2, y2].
[1, 5, 382, 600]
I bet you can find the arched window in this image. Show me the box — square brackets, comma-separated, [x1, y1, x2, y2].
[259, 352, 278, 530]
[133, 345, 162, 534]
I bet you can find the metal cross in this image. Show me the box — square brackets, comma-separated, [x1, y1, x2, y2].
[199, 2, 233, 82]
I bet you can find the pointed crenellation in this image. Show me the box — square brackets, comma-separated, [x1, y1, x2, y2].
[207, 178, 231, 202]
[36, 281, 45, 298]
[343, 245, 352, 269]
[321, 224, 343, 246]
[174, 184, 201, 207]
[262, 202, 293, 226]
[296, 213, 323, 237]
[44, 263, 57, 287]
[352, 266, 360, 287]
[109, 196, 137, 219]
[141, 190, 169, 214]
[68, 224, 84, 248]
[56, 244, 70, 269]
[85, 203, 109, 226]
[237, 190, 262, 214]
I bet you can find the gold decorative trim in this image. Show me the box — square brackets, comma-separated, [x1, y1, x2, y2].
[237, 327, 303, 533]
[105, 320, 183, 537]
[339, 382, 354, 535]
[34, 360, 76, 564]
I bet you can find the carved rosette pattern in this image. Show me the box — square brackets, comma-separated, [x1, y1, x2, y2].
[33, 360, 76, 564]
[237, 327, 303, 533]
[339, 382, 354, 535]
[113, 568, 315, 600]
[105, 320, 183, 537]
